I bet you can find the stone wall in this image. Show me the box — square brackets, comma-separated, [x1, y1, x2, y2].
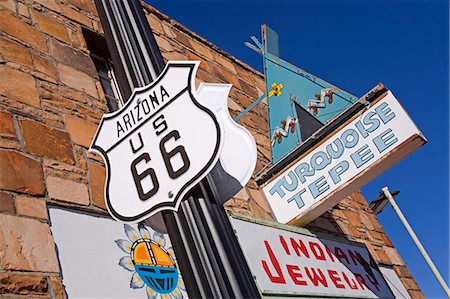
[0, 0, 423, 298]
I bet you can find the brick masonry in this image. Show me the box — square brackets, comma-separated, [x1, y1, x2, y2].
[0, 1, 423, 298]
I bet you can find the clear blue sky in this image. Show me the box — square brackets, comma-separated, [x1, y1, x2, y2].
[148, 1, 449, 297]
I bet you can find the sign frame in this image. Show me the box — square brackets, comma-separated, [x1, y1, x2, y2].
[256, 84, 427, 226]
[90, 61, 222, 222]
[228, 212, 395, 299]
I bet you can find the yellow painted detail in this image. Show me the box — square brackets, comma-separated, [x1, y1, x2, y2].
[133, 242, 153, 265]
[268, 82, 283, 97]
[151, 243, 174, 267]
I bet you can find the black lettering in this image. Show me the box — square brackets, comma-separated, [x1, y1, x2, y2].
[142, 99, 151, 114]
[117, 121, 125, 138]
[149, 91, 159, 109]
[131, 153, 159, 201]
[153, 115, 168, 136]
[134, 102, 142, 122]
[129, 132, 144, 153]
[160, 130, 190, 179]
[160, 85, 169, 102]
[123, 114, 132, 131]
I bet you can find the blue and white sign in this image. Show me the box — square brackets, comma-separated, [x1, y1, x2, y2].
[261, 90, 426, 225]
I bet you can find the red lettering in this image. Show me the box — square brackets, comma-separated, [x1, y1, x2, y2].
[309, 242, 326, 261]
[348, 250, 363, 266]
[334, 247, 349, 264]
[342, 272, 358, 290]
[328, 270, 345, 289]
[290, 238, 310, 258]
[366, 274, 380, 291]
[325, 245, 335, 262]
[280, 235, 290, 255]
[286, 265, 307, 286]
[261, 241, 286, 284]
[355, 274, 366, 290]
[305, 267, 328, 287]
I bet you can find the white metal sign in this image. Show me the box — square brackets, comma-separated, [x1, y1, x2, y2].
[91, 62, 222, 222]
[262, 91, 426, 225]
[230, 216, 395, 298]
[48, 208, 188, 298]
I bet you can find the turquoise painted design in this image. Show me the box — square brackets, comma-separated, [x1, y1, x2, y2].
[261, 25, 358, 164]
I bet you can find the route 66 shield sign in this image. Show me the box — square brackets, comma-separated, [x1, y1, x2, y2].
[90, 62, 221, 222]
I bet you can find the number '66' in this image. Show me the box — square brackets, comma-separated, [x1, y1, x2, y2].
[131, 129, 190, 201]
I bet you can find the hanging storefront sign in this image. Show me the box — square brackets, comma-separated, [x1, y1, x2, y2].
[48, 208, 188, 299]
[260, 90, 426, 225]
[259, 25, 358, 164]
[230, 214, 395, 298]
[90, 61, 256, 223]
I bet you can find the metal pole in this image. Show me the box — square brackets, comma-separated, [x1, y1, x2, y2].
[93, 1, 261, 298]
[382, 187, 450, 297]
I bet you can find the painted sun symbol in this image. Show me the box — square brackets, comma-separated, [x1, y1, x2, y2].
[115, 223, 185, 299]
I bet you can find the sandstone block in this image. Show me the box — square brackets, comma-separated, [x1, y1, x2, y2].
[35, 0, 60, 12]
[0, 36, 33, 68]
[190, 40, 214, 60]
[18, 3, 29, 17]
[20, 119, 75, 164]
[50, 39, 97, 78]
[213, 52, 236, 74]
[64, 114, 97, 148]
[0, 0, 16, 11]
[248, 188, 272, 213]
[0, 66, 40, 108]
[402, 277, 420, 290]
[88, 161, 106, 209]
[155, 35, 174, 52]
[33, 53, 58, 80]
[0, 10, 48, 51]
[210, 63, 240, 89]
[343, 210, 361, 226]
[238, 79, 258, 98]
[393, 264, 412, 278]
[0, 150, 45, 195]
[46, 176, 89, 205]
[162, 51, 187, 62]
[359, 211, 375, 230]
[146, 14, 163, 34]
[49, 276, 66, 299]
[173, 29, 191, 48]
[236, 65, 256, 86]
[0, 272, 48, 295]
[58, 64, 98, 98]
[233, 187, 250, 201]
[0, 110, 15, 138]
[32, 11, 69, 44]
[409, 290, 425, 299]
[61, 4, 92, 28]
[0, 214, 59, 272]
[68, 0, 97, 15]
[383, 246, 405, 265]
[382, 233, 394, 247]
[16, 195, 47, 219]
[249, 200, 273, 221]
[0, 192, 15, 214]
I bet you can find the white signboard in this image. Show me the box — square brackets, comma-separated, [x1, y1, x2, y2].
[230, 216, 395, 298]
[49, 208, 188, 299]
[91, 61, 257, 224]
[262, 91, 426, 225]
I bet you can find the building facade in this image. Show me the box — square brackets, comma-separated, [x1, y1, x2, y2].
[0, 0, 423, 298]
